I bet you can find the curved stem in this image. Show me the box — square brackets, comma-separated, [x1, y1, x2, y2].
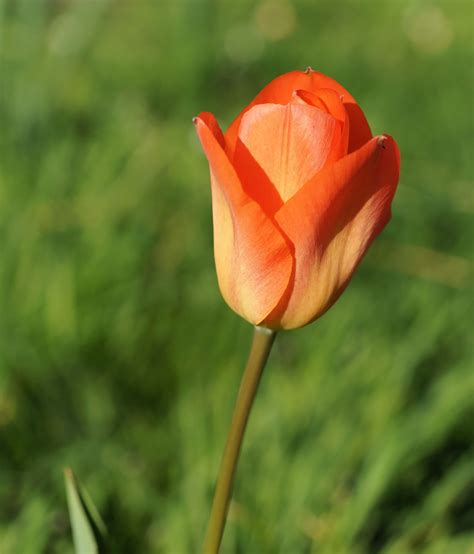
[203, 326, 276, 554]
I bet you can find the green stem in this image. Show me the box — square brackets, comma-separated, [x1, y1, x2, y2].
[203, 325, 277, 554]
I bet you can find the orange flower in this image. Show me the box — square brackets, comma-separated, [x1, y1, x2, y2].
[194, 68, 400, 330]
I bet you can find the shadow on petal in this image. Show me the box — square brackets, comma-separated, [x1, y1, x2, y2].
[233, 138, 283, 217]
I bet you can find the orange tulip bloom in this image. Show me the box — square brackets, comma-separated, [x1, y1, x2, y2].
[194, 68, 400, 330]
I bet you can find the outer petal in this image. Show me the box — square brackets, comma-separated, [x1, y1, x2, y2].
[271, 135, 400, 329]
[236, 103, 339, 203]
[226, 68, 372, 155]
[194, 113, 294, 324]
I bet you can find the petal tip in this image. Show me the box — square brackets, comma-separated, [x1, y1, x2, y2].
[377, 135, 387, 149]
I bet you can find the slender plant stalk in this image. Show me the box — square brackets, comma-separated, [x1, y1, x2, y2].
[203, 325, 277, 554]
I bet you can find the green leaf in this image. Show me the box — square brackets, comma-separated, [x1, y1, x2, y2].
[64, 467, 103, 554]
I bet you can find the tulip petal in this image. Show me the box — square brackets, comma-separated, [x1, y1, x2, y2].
[226, 69, 372, 155]
[294, 88, 346, 123]
[293, 88, 349, 162]
[194, 113, 294, 324]
[273, 135, 400, 329]
[345, 103, 373, 153]
[236, 103, 339, 203]
[232, 138, 284, 217]
[198, 111, 225, 148]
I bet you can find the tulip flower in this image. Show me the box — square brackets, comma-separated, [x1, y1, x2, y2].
[194, 68, 400, 330]
[195, 69, 400, 554]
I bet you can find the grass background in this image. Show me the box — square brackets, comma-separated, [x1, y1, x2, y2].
[0, 0, 473, 552]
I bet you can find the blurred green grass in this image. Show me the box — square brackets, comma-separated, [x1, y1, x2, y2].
[0, 0, 473, 552]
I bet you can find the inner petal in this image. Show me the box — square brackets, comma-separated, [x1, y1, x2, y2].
[292, 89, 349, 161]
[237, 103, 338, 202]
